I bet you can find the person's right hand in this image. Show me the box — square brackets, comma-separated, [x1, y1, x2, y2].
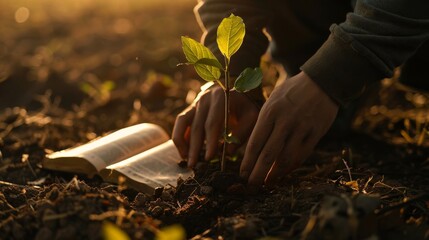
[172, 83, 261, 168]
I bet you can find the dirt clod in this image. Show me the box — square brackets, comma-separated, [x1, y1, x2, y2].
[150, 206, 164, 217]
[133, 193, 149, 207]
[208, 171, 243, 193]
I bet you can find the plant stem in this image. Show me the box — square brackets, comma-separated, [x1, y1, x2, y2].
[221, 57, 230, 171]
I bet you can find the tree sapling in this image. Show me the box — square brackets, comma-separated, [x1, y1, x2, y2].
[180, 14, 263, 171]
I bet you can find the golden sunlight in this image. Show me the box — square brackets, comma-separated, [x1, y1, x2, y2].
[15, 7, 30, 23]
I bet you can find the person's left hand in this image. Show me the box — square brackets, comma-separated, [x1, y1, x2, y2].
[172, 83, 260, 168]
[240, 71, 339, 186]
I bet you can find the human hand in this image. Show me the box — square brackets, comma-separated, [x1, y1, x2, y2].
[172, 83, 260, 168]
[240, 71, 339, 186]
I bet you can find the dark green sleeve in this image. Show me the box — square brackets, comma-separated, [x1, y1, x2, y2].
[301, 0, 429, 106]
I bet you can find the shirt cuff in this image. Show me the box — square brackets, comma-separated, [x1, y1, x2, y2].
[300, 26, 384, 107]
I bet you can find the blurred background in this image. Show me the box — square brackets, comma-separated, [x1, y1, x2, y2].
[0, 0, 199, 110]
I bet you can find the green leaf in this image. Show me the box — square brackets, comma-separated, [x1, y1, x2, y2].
[80, 82, 94, 95]
[209, 158, 220, 164]
[217, 14, 245, 60]
[234, 67, 263, 92]
[181, 36, 221, 81]
[224, 132, 240, 144]
[194, 63, 221, 81]
[101, 80, 115, 92]
[102, 221, 130, 240]
[181, 36, 217, 63]
[155, 224, 186, 240]
[195, 58, 224, 70]
[228, 155, 238, 162]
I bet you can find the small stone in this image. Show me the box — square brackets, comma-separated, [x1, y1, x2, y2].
[150, 206, 163, 217]
[133, 193, 149, 207]
[154, 187, 164, 198]
[161, 190, 174, 202]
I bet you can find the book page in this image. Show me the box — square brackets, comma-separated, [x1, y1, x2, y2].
[46, 123, 169, 171]
[104, 140, 194, 189]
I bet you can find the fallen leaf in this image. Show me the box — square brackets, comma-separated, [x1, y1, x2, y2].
[102, 221, 130, 240]
[156, 224, 186, 240]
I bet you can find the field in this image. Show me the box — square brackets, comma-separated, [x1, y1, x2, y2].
[0, 1, 428, 239]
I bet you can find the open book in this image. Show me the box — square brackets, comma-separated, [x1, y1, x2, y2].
[42, 123, 194, 194]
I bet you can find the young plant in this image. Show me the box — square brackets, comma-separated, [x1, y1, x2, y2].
[180, 14, 263, 171]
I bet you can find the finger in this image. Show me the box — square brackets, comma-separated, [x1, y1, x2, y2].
[204, 91, 224, 160]
[265, 124, 312, 185]
[188, 99, 210, 167]
[240, 111, 274, 180]
[172, 106, 195, 159]
[247, 121, 290, 186]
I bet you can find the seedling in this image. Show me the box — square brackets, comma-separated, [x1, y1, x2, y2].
[180, 14, 263, 171]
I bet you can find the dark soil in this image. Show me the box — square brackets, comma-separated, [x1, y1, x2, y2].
[1, 1, 428, 239]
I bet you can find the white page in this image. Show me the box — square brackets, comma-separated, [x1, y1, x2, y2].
[47, 123, 169, 171]
[106, 140, 194, 188]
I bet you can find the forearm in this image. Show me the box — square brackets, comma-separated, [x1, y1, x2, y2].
[301, 0, 429, 106]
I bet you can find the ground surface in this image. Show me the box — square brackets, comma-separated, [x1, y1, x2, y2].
[0, 1, 428, 239]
